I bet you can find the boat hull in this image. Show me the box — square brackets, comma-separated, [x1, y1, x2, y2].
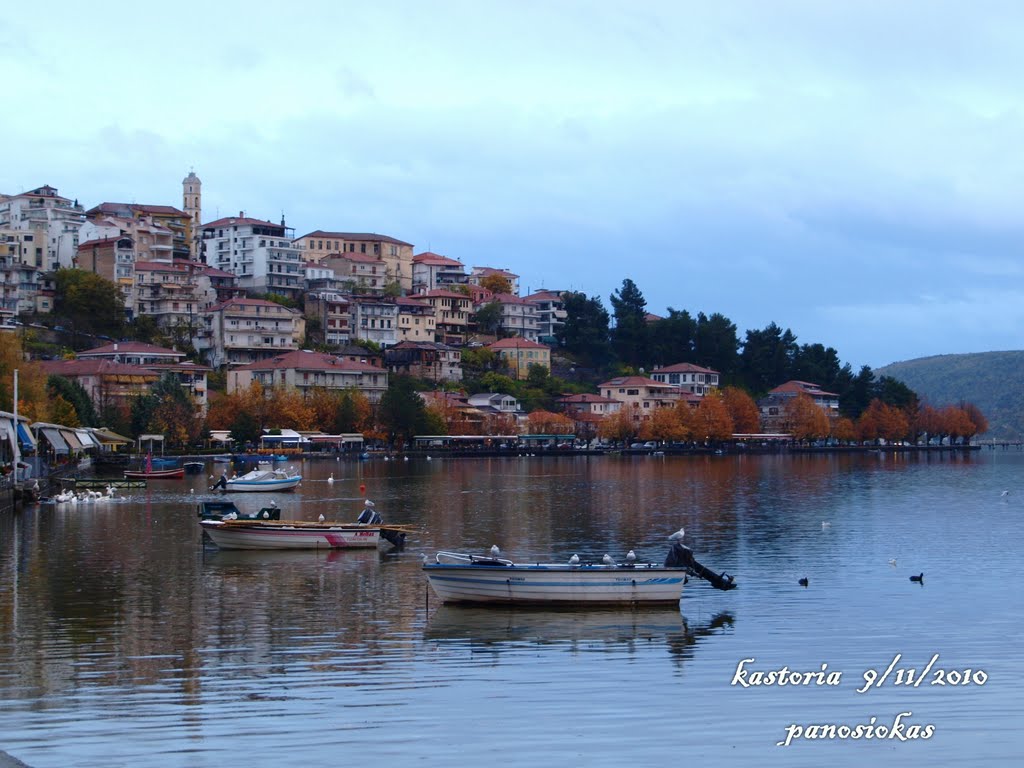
[223, 476, 302, 492]
[124, 468, 184, 479]
[200, 520, 381, 550]
[422, 564, 688, 606]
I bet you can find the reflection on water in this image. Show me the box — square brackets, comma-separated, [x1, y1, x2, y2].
[426, 604, 735, 663]
[2, 451, 1023, 767]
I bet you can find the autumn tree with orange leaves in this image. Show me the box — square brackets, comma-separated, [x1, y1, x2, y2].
[599, 409, 638, 443]
[691, 391, 734, 443]
[721, 387, 761, 433]
[856, 399, 910, 443]
[831, 417, 856, 443]
[784, 392, 831, 442]
[526, 410, 574, 435]
[640, 406, 688, 443]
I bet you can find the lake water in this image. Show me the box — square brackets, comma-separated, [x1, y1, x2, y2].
[1, 451, 1022, 767]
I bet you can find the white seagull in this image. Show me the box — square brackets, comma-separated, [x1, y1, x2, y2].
[821, 521, 831, 529]
[1001, 490, 1009, 497]
[889, 558, 898, 567]
[490, 544, 501, 557]
[318, 513, 326, 523]
[669, 528, 685, 541]
[602, 554, 615, 565]
[569, 554, 580, 565]
[626, 550, 636, 563]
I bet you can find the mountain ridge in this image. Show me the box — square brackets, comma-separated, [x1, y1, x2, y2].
[875, 350, 1024, 439]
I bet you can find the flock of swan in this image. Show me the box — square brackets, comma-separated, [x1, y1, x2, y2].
[50, 485, 119, 504]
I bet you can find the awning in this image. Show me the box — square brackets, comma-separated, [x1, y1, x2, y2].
[307, 434, 365, 444]
[90, 428, 130, 445]
[41, 428, 69, 455]
[61, 430, 84, 451]
[75, 430, 99, 449]
[17, 422, 36, 449]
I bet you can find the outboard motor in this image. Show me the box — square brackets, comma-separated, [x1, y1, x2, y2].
[665, 541, 737, 591]
[357, 508, 383, 524]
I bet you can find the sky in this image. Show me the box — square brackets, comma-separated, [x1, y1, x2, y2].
[3, 0, 1024, 370]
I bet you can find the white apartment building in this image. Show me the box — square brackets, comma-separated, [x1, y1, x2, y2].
[650, 363, 721, 396]
[0, 185, 85, 271]
[199, 297, 303, 368]
[490, 294, 540, 341]
[412, 251, 467, 293]
[524, 290, 567, 344]
[0, 229, 46, 316]
[201, 215, 304, 300]
[349, 296, 399, 348]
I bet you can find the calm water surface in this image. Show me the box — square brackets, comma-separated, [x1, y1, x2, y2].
[1, 452, 1022, 766]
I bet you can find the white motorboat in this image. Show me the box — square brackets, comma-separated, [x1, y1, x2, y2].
[212, 468, 302, 492]
[422, 538, 736, 606]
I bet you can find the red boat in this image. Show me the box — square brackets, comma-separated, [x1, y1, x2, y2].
[124, 467, 185, 479]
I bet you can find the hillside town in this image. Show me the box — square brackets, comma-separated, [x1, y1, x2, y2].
[0, 176, 988, 473]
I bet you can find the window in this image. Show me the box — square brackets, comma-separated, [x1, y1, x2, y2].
[360, 244, 366, 253]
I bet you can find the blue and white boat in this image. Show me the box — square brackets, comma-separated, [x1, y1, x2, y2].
[212, 468, 302, 493]
[422, 537, 737, 607]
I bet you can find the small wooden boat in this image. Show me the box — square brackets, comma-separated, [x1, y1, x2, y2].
[124, 467, 185, 479]
[422, 538, 736, 606]
[183, 461, 205, 474]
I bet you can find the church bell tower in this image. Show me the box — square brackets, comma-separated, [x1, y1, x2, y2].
[183, 170, 202, 260]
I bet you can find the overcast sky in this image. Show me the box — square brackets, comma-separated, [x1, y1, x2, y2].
[4, 1, 1023, 369]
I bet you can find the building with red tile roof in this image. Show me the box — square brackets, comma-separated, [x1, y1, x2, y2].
[227, 349, 387, 401]
[295, 230, 414, 293]
[650, 362, 721, 396]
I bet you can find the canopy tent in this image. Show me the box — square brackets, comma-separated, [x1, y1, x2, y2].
[209, 430, 233, 444]
[137, 434, 166, 454]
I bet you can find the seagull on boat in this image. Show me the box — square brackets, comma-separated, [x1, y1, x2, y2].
[262, 510, 270, 519]
[910, 573, 924, 583]
[490, 544, 501, 557]
[602, 554, 615, 565]
[669, 527, 685, 541]
[318, 513, 326, 522]
[798, 577, 809, 587]
[569, 554, 580, 565]
[626, 550, 636, 563]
